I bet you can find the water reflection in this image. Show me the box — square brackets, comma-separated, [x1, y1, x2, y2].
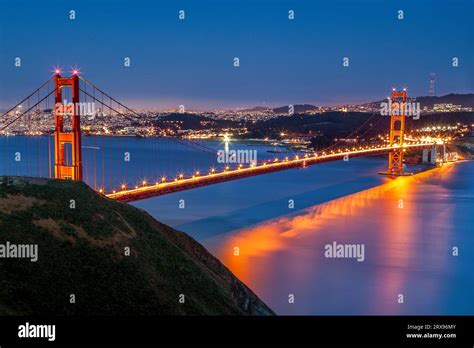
[207, 163, 472, 315]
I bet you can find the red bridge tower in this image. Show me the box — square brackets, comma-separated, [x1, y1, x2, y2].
[380, 89, 411, 176]
[53, 73, 83, 180]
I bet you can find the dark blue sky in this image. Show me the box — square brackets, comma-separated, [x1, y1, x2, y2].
[1, 0, 473, 110]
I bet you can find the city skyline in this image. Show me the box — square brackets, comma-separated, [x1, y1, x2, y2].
[1, 0, 473, 110]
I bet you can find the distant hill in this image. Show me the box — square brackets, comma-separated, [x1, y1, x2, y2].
[364, 93, 474, 109]
[235, 95, 474, 113]
[240, 106, 272, 112]
[414, 93, 474, 108]
[0, 177, 274, 316]
[272, 104, 318, 114]
[244, 110, 474, 148]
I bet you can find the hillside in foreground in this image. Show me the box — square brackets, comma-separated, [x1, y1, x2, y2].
[0, 177, 273, 315]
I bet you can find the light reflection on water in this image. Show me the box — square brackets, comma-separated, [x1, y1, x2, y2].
[206, 162, 474, 315]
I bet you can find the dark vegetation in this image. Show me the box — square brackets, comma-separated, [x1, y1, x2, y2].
[0, 177, 274, 316]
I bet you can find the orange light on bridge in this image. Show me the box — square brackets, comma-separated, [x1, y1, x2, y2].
[162, 176, 166, 182]
[103, 142, 440, 203]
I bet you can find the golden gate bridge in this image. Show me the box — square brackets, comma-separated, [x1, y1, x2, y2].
[0, 71, 444, 203]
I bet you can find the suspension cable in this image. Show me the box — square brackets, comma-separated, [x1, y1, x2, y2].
[1, 77, 54, 118]
[0, 87, 57, 132]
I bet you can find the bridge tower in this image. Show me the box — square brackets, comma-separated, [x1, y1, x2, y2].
[53, 73, 83, 180]
[381, 89, 409, 176]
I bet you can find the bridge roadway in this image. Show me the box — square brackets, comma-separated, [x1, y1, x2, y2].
[105, 142, 436, 203]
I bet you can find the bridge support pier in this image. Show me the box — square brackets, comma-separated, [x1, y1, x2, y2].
[430, 146, 437, 164]
[440, 143, 446, 162]
[422, 148, 429, 163]
[422, 145, 438, 165]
